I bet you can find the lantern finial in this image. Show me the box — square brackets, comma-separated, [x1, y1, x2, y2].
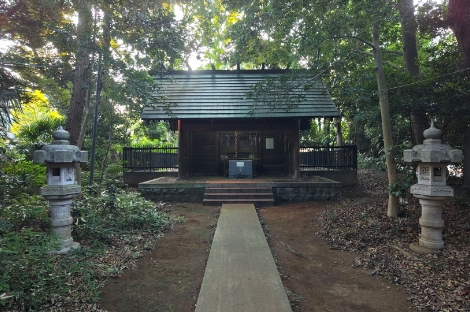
[423, 120, 442, 141]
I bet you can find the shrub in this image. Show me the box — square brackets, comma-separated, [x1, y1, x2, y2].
[0, 173, 176, 310]
[0, 230, 61, 309]
[0, 161, 46, 200]
[73, 186, 174, 247]
[0, 195, 49, 234]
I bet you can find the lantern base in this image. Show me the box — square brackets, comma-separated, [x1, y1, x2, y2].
[409, 242, 441, 255]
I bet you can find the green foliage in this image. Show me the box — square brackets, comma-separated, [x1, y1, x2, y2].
[0, 129, 177, 310]
[130, 120, 176, 146]
[0, 161, 46, 202]
[0, 170, 176, 310]
[0, 230, 61, 309]
[0, 230, 104, 310]
[301, 119, 337, 146]
[388, 172, 416, 198]
[0, 147, 49, 234]
[357, 153, 387, 171]
[0, 195, 49, 234]
[15, 116, 63, 147]
[73, 187, 174, 247]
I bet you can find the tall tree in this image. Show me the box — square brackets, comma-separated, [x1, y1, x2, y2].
[222, 0, 402, 215]
[65, 0, 93, 146]
[398, 0, 426, 145]
[448, 0, 470, 68]
[372, 13, 399, 217]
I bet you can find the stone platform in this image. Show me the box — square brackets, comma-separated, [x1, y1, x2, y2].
[139, 176, 341, 203]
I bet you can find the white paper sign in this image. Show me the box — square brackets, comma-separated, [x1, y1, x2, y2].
[266, 138, 274, 149]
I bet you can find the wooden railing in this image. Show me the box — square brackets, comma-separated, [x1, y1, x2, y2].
[123, 145, 178, 171]
[300, 145, 357, 170]
[123, 145, 357, 172]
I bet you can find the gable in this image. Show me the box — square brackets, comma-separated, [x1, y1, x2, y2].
[141, 70, 340, 121]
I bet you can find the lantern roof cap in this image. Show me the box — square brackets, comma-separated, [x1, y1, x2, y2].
[403, 122, 463, 164]
[33, 126, 88, 164]
[52, 126, 70, 142]
[423, 121, 442, 142]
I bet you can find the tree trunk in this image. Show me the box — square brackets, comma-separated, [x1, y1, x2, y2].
[448, 0, 470, 187]
[399, 0, 419, 76]
[76, 100, 92, 149]
[399, 0, 426, 145]
[65, 0, 93, 146]
[335, 118, 343, 146]
[373, 21, 399, 217]
[99, 120, 113, 182]
[448, 0, 470, 68]
[97, 2, 113, 182]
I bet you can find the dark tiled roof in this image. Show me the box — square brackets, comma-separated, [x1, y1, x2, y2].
[141, 70, 339, 120]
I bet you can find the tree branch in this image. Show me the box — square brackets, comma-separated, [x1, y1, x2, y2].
[3, 0, 24, 18]
[383, 50, 403, 56]
[357, 51, 403, 69]
[343, 35, 375, 50]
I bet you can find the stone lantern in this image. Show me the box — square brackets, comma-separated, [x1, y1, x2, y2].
[33, 126, 88, 253]
[403, 121, 463, 254]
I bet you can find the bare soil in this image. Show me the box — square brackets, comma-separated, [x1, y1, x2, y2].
[98, 201, 416, 312]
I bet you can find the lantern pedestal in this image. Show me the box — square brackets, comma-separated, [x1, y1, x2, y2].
[43, 193, 80, 254]
[409, 194, 448, 254]
[33, 127, 87, 254]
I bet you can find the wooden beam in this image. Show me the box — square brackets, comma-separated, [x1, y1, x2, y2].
[178, 120, 183, 180]
[184, 121, 297, 132]
[465, 128, 470, 187]
[293, 119, 300, 179]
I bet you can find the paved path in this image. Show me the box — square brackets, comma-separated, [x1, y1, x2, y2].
[195, 204, 292, 312]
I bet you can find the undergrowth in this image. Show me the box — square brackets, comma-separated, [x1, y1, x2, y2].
[0, 176, 177, 310]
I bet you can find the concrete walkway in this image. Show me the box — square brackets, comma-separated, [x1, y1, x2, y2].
[195, 204, 292, 312]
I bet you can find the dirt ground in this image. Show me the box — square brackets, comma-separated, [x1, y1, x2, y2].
[98, 201, 417, 312]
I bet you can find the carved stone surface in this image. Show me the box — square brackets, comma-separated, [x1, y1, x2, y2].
[41, 185, 81, 196]
[410, 184, 453, 197]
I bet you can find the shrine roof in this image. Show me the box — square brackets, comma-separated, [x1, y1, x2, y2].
[141, 70, 340, 121]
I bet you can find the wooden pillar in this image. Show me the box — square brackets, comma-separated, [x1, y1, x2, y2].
[293, 119, 300, 180]
[465, 128, 470, 187]
[177, 120, 185, 180]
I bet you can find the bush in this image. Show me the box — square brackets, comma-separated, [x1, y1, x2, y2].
[0, 230, 61, 309]
[0, 195, 49, 234]
[73, 187, 173, 246]
[0, 230, 102, 310]
[0, 170, 176, 310]
[357, 153, 387, 171]
[0, 161, 46, 200]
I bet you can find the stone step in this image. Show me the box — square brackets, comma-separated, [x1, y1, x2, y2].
[204, 192, 274, 200]
[205, 187, 272, 193]
[205, 182, 273, 188]
[203, 184, 274, 206]
[202, 198, 275, 207]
